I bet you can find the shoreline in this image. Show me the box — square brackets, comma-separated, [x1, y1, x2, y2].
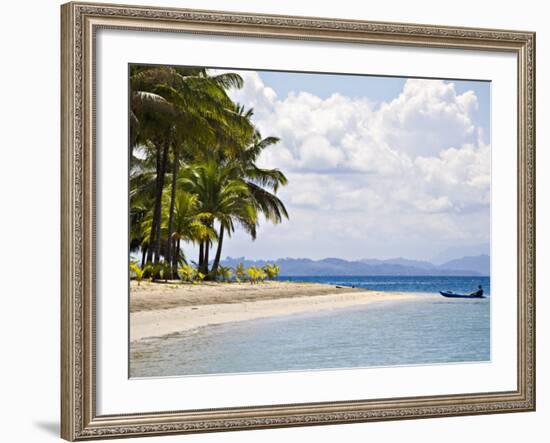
[130, 281, 421, 342]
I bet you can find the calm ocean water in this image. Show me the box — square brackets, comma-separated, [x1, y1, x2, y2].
[130, 276, 490, 378]
[279, 275, 490, 295]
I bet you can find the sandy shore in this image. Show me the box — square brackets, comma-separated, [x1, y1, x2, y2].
[130, 281, 420, 342]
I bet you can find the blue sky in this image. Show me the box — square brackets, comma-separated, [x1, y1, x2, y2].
[213, 68, 491, 261]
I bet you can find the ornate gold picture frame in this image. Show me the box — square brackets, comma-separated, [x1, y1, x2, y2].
[61, 2, 535, 440]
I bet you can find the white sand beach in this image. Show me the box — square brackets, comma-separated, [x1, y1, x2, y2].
[130, 281, 420, 341]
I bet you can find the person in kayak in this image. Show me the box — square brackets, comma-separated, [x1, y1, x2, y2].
[470, 285, 483, 297]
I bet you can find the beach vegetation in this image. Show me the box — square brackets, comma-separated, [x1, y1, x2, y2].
[215, 265, 233, 282]
[129, 261, 145, 285]
[246, 266, 267, 284]
[234, 263, 247, 282]
[130, 65, 289, 281]
[193, 270, 206, 283]
[141, 263, 155, 280]
[262, 263, 280, 280]
[176, 264, 206, 284]
[178, 264, 195, 282]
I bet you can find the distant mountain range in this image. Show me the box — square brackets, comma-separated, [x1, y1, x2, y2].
[221, 254, 490, 277]
[431, 243, 490, 265]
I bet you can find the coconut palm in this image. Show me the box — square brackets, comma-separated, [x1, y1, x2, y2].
[130, 66, 254, 269]
[129, 65, 290, 282]
[238, 130, 289, 224]
[129, 152, 158, 266]
[207, 130, 289, 274]
[161, 188, 216, 277]
[182, 160, 258, 277]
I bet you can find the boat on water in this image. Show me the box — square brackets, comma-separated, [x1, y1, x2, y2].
[440, 284, 484, 299]
[439, 291, 485, 299]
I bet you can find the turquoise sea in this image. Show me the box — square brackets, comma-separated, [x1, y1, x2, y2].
[130, 276, 490, 378]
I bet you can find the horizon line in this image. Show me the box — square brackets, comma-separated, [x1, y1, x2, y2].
[222, 254, 490, 262]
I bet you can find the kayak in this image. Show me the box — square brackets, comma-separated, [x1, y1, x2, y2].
[439, 291, 484, 299]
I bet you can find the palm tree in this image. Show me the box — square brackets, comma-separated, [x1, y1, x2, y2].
[238, 130, 289, 224]
[129, 152, 157, 266]
[180, 160, 257, 277]
[130, 66, 182, 266]
[208, 128, 290, 274]
[161, 188, 216, 277]
[129, 65, 290, 282]
[130, 66, 253, 268]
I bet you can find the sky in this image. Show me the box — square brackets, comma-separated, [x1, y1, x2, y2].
[211, 68, 491, 262]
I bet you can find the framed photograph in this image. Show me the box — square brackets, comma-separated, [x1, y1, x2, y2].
[61, 1, 536, 440]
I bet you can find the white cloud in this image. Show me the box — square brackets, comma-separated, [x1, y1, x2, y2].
[372, 80, 478, 158]
[225, 71, 277, 120]
[298, 135, 343, 170]
[218, 71, 490, 260]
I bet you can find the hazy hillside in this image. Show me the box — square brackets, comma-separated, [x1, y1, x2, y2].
[361, 257, 435, 269]
[437, 255, 490, 276]
[431, 243, 490, 265]
[221, 256, 489, 276]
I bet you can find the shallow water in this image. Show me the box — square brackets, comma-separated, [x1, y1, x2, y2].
[130, 293, 490, 378]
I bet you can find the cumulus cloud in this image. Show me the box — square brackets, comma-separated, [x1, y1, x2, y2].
[372, 79, 479, 158]
[218, 71, 490, 260]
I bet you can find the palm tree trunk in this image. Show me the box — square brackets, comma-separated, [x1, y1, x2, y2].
[165, 146, 178, 278]
[145, 145, 162, 264]
[198, 242, 204, 270]
[203, 240, 210, 275]
[211, 224, 225, 275]
[152, 139, 170, 265]
[172, 238, 180, 277]
[140, 245, 147, 269]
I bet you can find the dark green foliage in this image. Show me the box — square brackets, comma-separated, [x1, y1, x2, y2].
[129, 65, 289, 281]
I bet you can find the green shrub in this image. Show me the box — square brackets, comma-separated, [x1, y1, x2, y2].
[141, 262, 170, 281]
[235, 263, 247, 282]
[193, 269, 205, 283]
[262, 263, 280, 280]
[178, 264, 195, 282]
[177, 264, 205, 283]
[129, 261, 145, 285]
[246, 266, 267, 284]
[216, 266, 233, 282]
